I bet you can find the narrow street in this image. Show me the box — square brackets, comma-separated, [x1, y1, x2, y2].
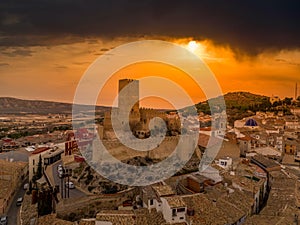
[7, 180, 27, 225]
[51, 160, 86, 199]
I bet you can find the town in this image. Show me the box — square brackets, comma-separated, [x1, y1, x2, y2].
[0, 79, 300, 225]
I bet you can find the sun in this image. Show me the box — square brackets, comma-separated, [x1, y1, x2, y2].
[187, 40, 198, 52]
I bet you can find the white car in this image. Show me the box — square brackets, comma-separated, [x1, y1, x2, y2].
[65, 182, 75, 189]
[58, 170, 64, 178]
[0, 215, 8, 225]
[23, 183, 29, 190]
[57, 165, 64, 177]
[16, 197, 23, 206]
[57, 165, 63, 172]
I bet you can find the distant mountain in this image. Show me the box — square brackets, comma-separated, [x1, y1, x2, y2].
[0, 97, 110, 115]
[0, 92, 270, 121]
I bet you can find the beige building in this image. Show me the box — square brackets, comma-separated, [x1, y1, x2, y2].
[284, 139, 299, 155]
[28, 146, 63, 181]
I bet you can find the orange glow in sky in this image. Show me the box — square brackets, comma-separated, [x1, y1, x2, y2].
[0, 37, 299, 108]
[97, 61, 205, 109]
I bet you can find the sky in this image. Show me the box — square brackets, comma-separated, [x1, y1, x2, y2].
[0, 0, 299, 108]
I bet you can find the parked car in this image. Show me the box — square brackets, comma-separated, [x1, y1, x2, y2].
[16, 197, 23, 206]
[65, 182, 75, 189]
[57, 165, 64, 178]
[57, 167, 63, 173]
[58, 169, 64, 178]
[23, 183, 29, 190]
[0, 215, 8, 225]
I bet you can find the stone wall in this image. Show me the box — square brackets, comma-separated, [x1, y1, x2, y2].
[56, 188, 139, 222]
[92, 136, 180, 162]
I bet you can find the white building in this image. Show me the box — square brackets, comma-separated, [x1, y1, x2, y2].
[161, 196, 187, 223]
[141, 184, 187, 224]
[218, 157, 233, 169]
[28, 146, 64, 181]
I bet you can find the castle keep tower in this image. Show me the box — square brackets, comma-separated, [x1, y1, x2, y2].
[118, 79, 140, 130]
[103, 78, 171, 139]
[118, 79, 140, 114]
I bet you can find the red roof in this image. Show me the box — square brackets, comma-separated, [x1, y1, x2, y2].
[2, 138, 12, 142]
[32, 147, 50, 154]
[238, 136, 253, 141]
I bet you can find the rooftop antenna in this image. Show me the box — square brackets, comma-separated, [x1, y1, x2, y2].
[295, 82, 298, 101]
[292, 82, 298, 118]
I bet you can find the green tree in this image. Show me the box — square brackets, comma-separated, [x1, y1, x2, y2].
[27, 180, 33, 195]
[283, 97, 293, 106]
[36, 155, 43, 180]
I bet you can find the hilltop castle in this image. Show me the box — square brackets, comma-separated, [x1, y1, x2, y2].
[101, 79, 180, 139]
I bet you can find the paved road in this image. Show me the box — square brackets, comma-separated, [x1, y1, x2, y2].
[51, 160, 86, 199]
[7, 180, 27, 225]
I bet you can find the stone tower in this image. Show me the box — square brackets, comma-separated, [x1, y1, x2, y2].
[118, 79, 140, 130]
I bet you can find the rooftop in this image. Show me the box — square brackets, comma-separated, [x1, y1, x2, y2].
[96, 210, 135, 224]
[238, 135, 254, 141]
[31, 146, 50, 155]
[244, 170, 299, 224]
[43, 148, 64, 158]
[251, 155, 281, 171]
[198, 133, 222, 148]
[152, 185, 175, 197]
[182, 194, 228, 225]
[252, 146, 282, 157]
[142, 186, 159, 201]
[163, 196, 186, 208]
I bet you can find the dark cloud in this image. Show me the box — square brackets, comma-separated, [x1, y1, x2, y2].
[275, 58, 300, 67]
[0, 0, 299, 54]
[100, 48, 110, 52]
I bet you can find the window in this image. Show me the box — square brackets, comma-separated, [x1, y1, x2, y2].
[32, 159, 35, 165]
[221, 161, 227, 166]
[149, 199, 153, 205]
[180, 217, 184, 220]
[172, 209, 177, 216]
[177, 208, 185, 213]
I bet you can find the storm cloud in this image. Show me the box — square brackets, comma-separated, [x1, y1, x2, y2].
[0, 0, 299, 54]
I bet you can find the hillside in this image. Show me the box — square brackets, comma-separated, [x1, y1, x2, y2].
[196, 92, 271, 125]
[222, 92, 270, 110]
[0, 97, 110, 115]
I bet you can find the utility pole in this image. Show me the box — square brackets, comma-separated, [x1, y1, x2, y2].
[60, 174, 63, 198]
[295, 83, 298, 101]
[64, 168, 67, 199]
[67, 169, 70, 198]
